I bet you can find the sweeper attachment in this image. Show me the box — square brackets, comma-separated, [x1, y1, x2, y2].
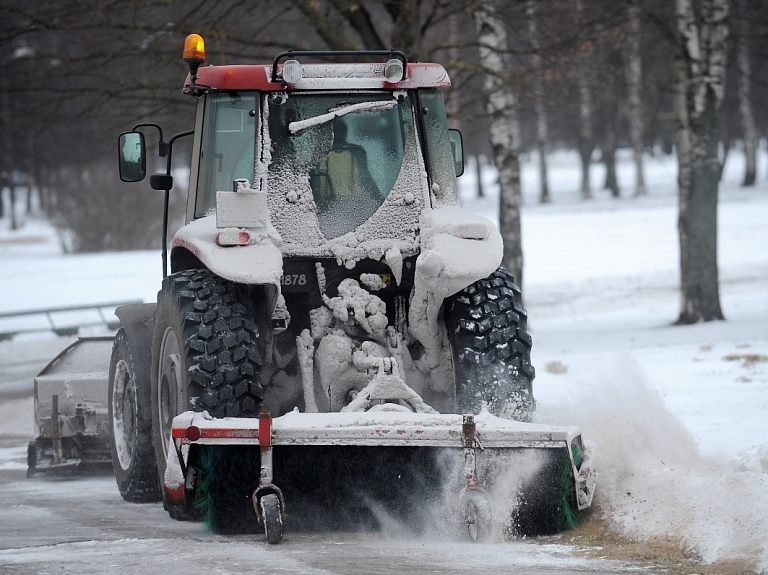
[29, 40, 598, 543]
[27, 337, 114, 475]
[166, 409, 597, 543]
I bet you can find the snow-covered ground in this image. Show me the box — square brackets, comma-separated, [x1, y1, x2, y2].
[1, 148, 767, 572]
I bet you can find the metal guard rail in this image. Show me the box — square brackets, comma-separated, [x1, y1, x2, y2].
[0, 300, 142, 340]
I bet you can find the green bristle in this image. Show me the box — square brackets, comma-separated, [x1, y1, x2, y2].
[560, 442, 584, 531]
[193, 445, 261, 534]
[194, 446, 216, 531]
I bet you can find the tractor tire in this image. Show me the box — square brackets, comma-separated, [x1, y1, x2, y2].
[150, 269, 264, 519]
[445, 268, 535, 421]
[108, 328, 161, 502]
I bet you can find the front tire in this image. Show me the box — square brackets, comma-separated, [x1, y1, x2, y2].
[150, 269, 264, 518]
[445, 268, 535, 421]
[108, 328, 161, 502]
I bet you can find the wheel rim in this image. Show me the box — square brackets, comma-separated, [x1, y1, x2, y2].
[157, 326, 183, 465]
[112, 359, 136, 471]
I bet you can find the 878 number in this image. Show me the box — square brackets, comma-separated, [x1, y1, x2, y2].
[281, 274, 307, 287]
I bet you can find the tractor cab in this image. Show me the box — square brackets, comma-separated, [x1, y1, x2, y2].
[182, 48, 465, 259]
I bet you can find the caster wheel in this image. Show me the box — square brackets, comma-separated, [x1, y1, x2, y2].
[260, 493, 284, 544]
[464, 491, 491, 542]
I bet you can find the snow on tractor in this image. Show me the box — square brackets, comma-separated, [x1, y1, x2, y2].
[28, 36, 596, 543]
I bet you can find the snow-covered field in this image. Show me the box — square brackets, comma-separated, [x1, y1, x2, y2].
[1, 148, 767, 573]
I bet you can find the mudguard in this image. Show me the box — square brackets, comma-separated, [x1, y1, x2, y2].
[416, 205, 503, 299]
[408, 206, 503, 367]
[171, 215, 284, 287]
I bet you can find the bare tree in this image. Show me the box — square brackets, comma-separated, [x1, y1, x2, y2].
[527, 0, 550, 203]
[0, 91, 19, 230]
[574, 0, 595, 199]
[735, 0, 758, 186]
[672, 0, 729, 324]
[475, 0, 524, 286]
[49, 159, 164, 252]
[626, 1, 647, 196]
[602, 120, 620, 197]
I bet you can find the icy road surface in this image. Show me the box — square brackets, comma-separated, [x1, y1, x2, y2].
[0, 467, 637, 575]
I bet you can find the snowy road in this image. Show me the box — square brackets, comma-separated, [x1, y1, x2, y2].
[0, 467, 639, 575]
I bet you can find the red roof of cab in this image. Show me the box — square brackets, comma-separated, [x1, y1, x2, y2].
[185, 62, 451, 92]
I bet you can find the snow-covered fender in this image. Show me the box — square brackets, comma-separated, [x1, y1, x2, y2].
[416, 205, 503, 299]
[408, 206, 503, 368]
[171, 215, 284, 288]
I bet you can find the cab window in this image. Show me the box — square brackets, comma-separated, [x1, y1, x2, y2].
[195, 92, 258, 218]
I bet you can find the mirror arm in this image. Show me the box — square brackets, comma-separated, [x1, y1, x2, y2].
[133, 123, 167, 157]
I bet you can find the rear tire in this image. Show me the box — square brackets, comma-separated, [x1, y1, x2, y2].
[445, 268, 535, 421]
[150, 269, 264, 520]
[108, 328, 161, 502]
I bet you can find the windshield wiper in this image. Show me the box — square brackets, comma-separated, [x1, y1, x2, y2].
[289, 100, 397, 134]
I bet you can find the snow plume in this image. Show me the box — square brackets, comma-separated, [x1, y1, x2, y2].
[535, 354, 768, 570]
[349, 453, 462, 539]
[337, 446, 561, 543]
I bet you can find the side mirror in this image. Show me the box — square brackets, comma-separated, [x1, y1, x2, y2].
[118, 131, 146, 182]
[448, 129, 464, 177]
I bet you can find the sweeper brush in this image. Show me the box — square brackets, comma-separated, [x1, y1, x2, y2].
[31, 41, 598, 545]
[165, 410, 596, 542]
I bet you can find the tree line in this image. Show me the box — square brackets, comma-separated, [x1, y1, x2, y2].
[1, 0, 766, 324]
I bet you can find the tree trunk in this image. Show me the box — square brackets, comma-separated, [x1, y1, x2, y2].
[476, 156, 485, 198]
[537, 132, 550, 204]
[527, 0, 550, 203]
[603, 127, 619, 197]
[0, 92, 18, 230]
[575, 0, 594, 199]
[25, 133, 35, 214]
[475, 1, 524, 286]
[673, 0, 728, 324]
[8, 180, 18, 230]
[736, 0, 757, 187]
[446, 11, 461, 128]
[626, 2, 647, 196]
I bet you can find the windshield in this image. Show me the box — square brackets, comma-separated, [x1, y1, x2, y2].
[268, 92, 407, 239]
[193, 90, 424, 250]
